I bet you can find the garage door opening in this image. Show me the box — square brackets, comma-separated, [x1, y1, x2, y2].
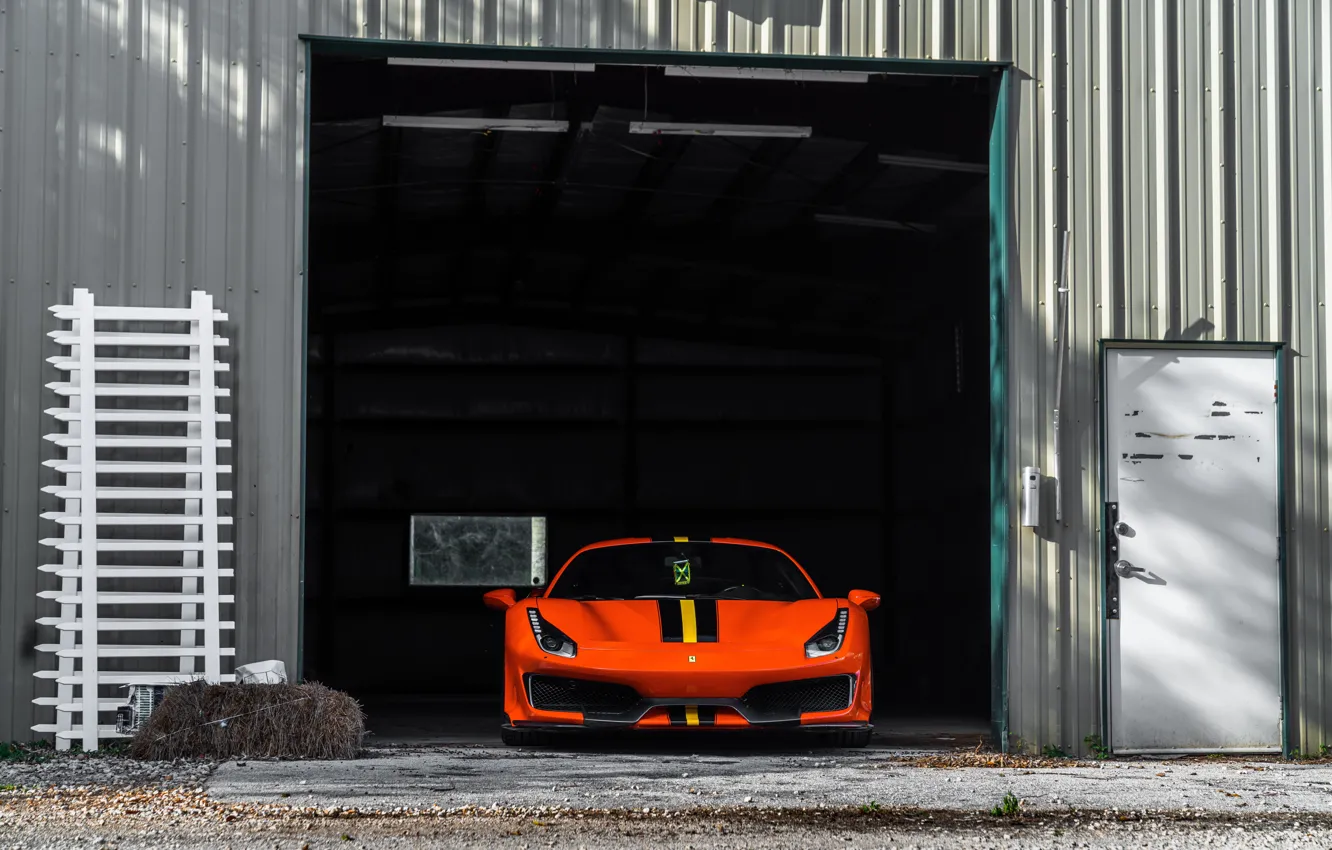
[304, 51, 997, 742]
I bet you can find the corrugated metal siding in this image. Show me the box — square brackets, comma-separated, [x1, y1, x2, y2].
[0, 0, 308, 740]
[1, 0, 1330, 755]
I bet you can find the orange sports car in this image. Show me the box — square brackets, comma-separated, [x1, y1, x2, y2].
[483, 537, 880, 746]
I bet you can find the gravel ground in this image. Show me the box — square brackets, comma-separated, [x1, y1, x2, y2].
[0, 751, 214, 792]
[4, 795, 1332, 849]
[7, 746, 1332, 848]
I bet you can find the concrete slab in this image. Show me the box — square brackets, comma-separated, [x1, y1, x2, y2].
[208, 745, 1332, 815]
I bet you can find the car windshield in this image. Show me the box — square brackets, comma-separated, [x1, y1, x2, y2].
[546, 542, 818, 601]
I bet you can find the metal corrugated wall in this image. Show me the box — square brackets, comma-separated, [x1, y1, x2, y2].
[2, 0, 1330, 754]
[0, 0, 308, 740]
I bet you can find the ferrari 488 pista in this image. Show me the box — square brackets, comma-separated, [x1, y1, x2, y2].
[483, 537, 879, 746]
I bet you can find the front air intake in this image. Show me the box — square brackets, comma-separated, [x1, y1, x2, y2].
[526, 675, 641, 716]
[742, 675, 854, 715]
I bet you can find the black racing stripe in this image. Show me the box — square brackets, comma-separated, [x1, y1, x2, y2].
[667, 706, 688, 726]
[694, 599, 718, 642]
[697, 706, 716, 726]
[659, 600, 684, 643]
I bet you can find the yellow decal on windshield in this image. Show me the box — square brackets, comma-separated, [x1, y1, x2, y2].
[673, 559, 691, 586]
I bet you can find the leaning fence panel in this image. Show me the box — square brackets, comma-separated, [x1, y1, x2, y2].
[33, 289, 234, 751]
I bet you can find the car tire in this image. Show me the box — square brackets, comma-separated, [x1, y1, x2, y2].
[824, 729, 872, 748]
[501, 726, 546, 747]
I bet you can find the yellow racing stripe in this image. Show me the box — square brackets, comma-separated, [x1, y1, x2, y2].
[685, 706, 700, 726]
[680, 599, 698, 643]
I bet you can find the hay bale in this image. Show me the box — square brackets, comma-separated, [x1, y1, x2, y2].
[129, 681, 364, 761]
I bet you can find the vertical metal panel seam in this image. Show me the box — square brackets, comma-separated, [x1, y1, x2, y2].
[1097, 1, 1112, 340]
[0, 0, 13, 738]
[1319, 0, 1332, 750]
[1264, 0, 1280, 343]
[1152, 0, 1167, 336]
[1209, 0, 1225, 338]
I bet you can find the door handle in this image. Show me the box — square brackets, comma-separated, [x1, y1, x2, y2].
[1114, 560, 1143, 579]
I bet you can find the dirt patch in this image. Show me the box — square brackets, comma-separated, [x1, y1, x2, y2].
[888, 751, 1091, 770]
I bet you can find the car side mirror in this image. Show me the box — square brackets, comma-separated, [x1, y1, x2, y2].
[848, 589, 880, 612]
[483, 588, 518, 611]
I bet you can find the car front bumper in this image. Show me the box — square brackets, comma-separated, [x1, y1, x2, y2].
[503, 644, 874, 728]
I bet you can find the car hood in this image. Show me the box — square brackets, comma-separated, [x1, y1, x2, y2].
[534, 597, 839, 648]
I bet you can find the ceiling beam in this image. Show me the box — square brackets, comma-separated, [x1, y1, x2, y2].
[312, 296, 892, 357]
[887, 170, 987, 225]
[700, 137, 804, 229]
[777, 143, 885, 233]
[503, 120, 587, 305]
[374, 125, 403, 311]
[572, 135, 693, 308]
[311, 216, 925, 291]
[443, 119, 505, 296]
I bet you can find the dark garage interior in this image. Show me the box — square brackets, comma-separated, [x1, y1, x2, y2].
[302, 52, 995, 736]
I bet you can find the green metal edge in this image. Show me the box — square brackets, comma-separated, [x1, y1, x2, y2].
[299, 34, 1004, 76]
[988, 67, 1012, 752]
[297, 39, 313, 680]
[1097, 340, 1288, 757]
[1276, 345, 1290, 758]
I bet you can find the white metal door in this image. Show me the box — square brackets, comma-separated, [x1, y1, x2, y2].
[1105, 346, 1282, 753]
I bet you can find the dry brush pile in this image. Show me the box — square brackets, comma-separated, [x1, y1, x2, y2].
[128, 681, 364, 761]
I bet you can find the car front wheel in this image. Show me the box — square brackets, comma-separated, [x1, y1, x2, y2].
[822, 728, 871, 748]
[501, 726, 547, 747]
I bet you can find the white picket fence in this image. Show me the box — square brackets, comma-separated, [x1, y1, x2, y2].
[33, 289, 236, 751]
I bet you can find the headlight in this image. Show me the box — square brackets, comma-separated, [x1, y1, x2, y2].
[527, 608, 577, 658]
[804, 608, 849, 658]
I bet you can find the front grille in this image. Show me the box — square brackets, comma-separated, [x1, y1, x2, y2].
[742, 675, 854, 715]
[527, 675, 641, 716]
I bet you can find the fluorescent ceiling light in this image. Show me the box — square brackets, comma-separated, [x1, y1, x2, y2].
[814, 213, 937, 233]
[629, 121, 811, 139]
[388, 58, 595, 72]
[664, 66, 868, 83]
[383, 115, 570, 133]
[877, 154, 987, 174]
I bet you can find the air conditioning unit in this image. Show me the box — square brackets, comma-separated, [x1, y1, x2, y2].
[115, 684, 167, 735]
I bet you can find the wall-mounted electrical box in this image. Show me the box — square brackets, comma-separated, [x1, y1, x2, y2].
[1021, 466, 1041, 528]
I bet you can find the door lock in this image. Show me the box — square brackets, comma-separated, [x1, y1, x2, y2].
[1113, 521, 1131, 537]
[1114, 559, 1144, 579]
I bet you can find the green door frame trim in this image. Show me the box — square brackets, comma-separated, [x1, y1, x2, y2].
[988, 66, 1012, 753]
[295, 38, 1015, 747]
[1096, 340, 1289, 757]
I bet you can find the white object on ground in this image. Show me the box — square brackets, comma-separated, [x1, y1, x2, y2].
[235, 660, 288, 685]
